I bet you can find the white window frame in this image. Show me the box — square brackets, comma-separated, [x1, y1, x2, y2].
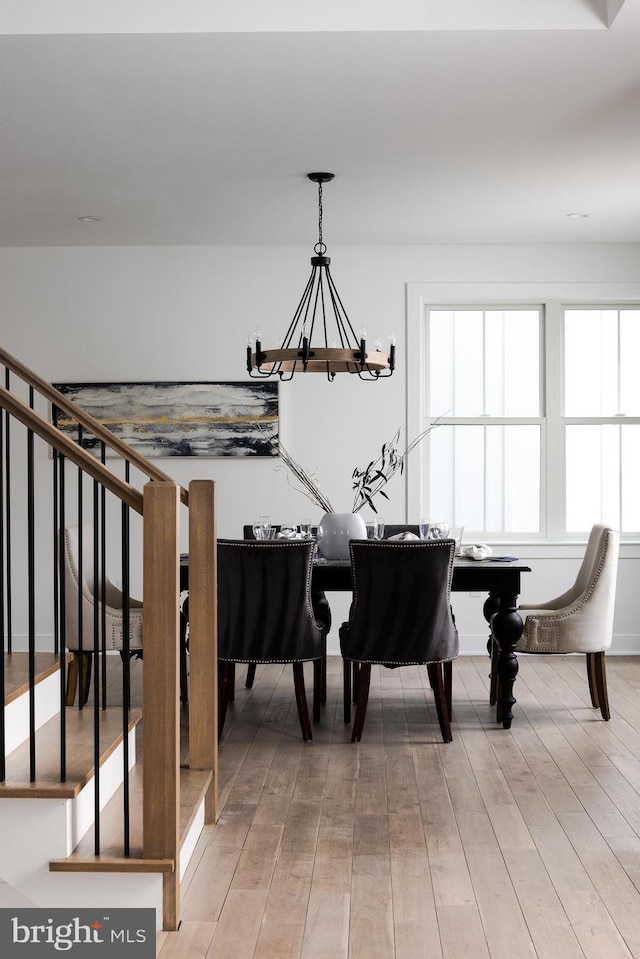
[406, 282, 640, 544]
[425, 303, 546, 539]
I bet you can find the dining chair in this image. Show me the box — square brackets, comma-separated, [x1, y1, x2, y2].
[383, 524, 421, 538]
[242, 524, 331, 699]
[490, 524, 620, 720]
[63, 524, 143, 705]
[217, 538, 325, 741]
[339, 539, 459, 742]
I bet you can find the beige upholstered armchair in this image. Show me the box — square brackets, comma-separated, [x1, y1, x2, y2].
[491, 524, 619, 720]
[63, 524, 143, 705]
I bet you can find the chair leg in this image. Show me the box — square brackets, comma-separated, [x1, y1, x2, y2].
[444, 659, 453, 719]
[65, 652, 80, 706]
[293, 662, 313, 741]
[586, 652, 600, 708]
[180, 608, 189, 705]
[313, 658, 322, 723]
[592, 651, 610, 721]
[245, 662, 257, 689]
[66, 651, 92, 706]
[321, 645, 327, 704]
[428, 662, 453, 743]
[351, 663, 372, 742]
[218, 661, 233, 739]
[228, 662, 235, 702]
[343, 657, 352, 724]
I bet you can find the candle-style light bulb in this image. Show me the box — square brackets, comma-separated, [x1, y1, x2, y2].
[388, 331, 396, 372]
[374, 339, 382, 351]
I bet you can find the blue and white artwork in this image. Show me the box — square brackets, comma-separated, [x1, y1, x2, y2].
[52, 381, 279, 457]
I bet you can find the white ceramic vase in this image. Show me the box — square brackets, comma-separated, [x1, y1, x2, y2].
[318, 512, 367, 560]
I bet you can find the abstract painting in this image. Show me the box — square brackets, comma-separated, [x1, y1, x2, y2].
[52, 381, 279, 457]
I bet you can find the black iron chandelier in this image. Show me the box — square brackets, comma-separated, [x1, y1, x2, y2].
[246, 173, 395, 382]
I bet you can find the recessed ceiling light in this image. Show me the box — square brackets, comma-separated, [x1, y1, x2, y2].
[78, 215, 103, 222]
[566, 212, 589, 219]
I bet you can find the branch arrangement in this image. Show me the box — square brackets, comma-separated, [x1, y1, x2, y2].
[271, 438, 334, 513]
[272, 418, 442, 515]
[351, 421, 441, 513]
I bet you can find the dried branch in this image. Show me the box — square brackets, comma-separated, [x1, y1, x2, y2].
[271, 438, 334, 513]
[351, 419, 443, 513]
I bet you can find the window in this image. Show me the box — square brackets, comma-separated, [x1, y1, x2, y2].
[421, 303, 640, 538]
[564, 308, 640, 533]
[427, 307, 542, 536]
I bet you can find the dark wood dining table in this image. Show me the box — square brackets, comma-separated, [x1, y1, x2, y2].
[180, 554, 531, 729]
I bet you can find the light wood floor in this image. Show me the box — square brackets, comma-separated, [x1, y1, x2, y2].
[156, 654, 640, 959]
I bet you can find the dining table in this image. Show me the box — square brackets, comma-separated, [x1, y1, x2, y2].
[180, 552, 531, 730]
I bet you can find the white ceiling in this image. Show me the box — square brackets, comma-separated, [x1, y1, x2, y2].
[1, 0, 639, 246]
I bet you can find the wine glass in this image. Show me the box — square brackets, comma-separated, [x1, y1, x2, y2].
[298, 517, 312, 538]
[312, 524, 323, 561]
[373, 516, 385, 540]
[419, 518, 431, 540]
[253, 515, 271, 540]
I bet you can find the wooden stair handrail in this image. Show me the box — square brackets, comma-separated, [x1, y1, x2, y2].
[0, 346, 188, 506]
[0, 385, 143, 514]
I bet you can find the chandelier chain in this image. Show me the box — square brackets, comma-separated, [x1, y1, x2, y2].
[317, 180, 323, 246]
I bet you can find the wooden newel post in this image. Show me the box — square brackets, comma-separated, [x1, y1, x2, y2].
[188, 479, 218, 823]
[142, 481, 181, 930]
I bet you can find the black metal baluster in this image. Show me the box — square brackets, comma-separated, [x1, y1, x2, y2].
[4, 368, 12, 654]
[100, 442, 107, 708]
[58, 454, 67, 781]
[122, 460, 131, 855]
[93, 487, 101, 854]
[77, 426, 84, 708]
[27, 387, 36, 781]
[53, 448, 60, 658]
[0, 381, 5, 783]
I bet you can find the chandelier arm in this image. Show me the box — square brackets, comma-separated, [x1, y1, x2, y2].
[317, 272, 329, 348]
[324, 277, 355, 349]
[324, 267, 363, 345]
[304, 269, 323, 347]
[280, 268, 316, 349]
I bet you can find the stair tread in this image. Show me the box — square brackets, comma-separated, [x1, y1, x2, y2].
[0, 706, 142, 798]
[50, 764, 212, 872]
[3, 652, 65, 707]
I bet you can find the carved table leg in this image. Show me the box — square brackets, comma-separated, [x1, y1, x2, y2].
[484, 593, 501, 706]
[487, 591, 523, 729]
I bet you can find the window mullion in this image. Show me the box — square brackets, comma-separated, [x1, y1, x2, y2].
[545, 301, 565, 538]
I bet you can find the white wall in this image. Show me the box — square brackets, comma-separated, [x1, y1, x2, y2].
[1, 242, 640, 652]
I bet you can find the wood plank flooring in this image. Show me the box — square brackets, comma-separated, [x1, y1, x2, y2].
[157, 655, 640, 959]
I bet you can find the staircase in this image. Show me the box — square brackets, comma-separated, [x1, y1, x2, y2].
[0, 654, 211, 925]
[1, 345, 219, 931]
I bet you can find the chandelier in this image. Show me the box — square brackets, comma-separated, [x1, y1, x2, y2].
[246, 173, 395, 382]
